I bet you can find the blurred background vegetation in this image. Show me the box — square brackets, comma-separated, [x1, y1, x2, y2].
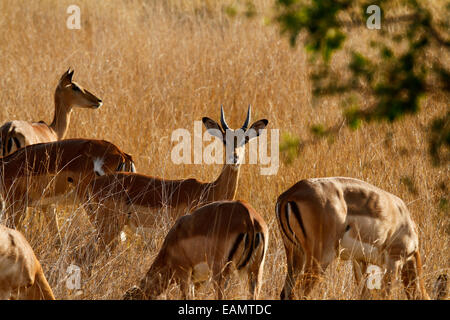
[228, 0, 449, 166]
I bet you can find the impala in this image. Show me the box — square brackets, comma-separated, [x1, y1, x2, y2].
[123, 200, 268, 300]
[78, 106, 268, 265]
[0, 139, 135, 244]
[0, 224, 55, 300]
[276, 177, 430, 300]
[0, 68, 102, 156]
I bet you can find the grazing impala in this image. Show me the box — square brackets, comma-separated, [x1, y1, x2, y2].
[0, 68, 102, 157]
[276, 177, 430, 300]
[79, 106, 268, 265]
[0, 224, 55, 300]
[0, 139, 135, 243]
[123, 200, 268, 300]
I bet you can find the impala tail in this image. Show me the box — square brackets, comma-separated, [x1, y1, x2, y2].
[0, 122, 24, 156]
[276, 199, 308, 254]
[229, 227, 266, 271]
[117, 152, 136, 173]
[227, 219, 267, 300]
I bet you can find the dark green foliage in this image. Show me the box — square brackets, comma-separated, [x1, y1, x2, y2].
[400, 176, 418, 195]
[274, 0, 450, 165]
[275, 0, 351, 60]
[429, 111, 450, 166]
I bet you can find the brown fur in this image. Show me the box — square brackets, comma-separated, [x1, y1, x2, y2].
[78, 109, 268, 266]
[276, 177, 430, 300]
[0, 139, 135, 238]
[0, 224, 55, 300]
[0, 69, 102, 157]
[123, 200, 268, 300]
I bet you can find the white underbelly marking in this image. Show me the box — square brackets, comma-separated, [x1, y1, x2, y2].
[340, 231, 381, 264]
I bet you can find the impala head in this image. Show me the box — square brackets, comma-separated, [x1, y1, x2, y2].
[56, 68, 103, 110]
[202, 105, 268, 167]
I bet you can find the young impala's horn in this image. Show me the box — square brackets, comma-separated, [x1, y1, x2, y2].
[220, 105, 230, 131]
[241, 105, 251, 131]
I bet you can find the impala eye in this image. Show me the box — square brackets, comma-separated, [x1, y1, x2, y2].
[72, 85, 80, 92]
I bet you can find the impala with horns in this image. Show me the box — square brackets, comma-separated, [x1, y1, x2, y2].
[0, 139, 135, 244]
[0, 68, 102, 157]
[276, 177, 430, 300]
[123, 200, 268, 300]
[78, 106, 268, 266]
[0, 224, 55, 300]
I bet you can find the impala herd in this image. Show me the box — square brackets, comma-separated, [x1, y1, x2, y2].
[0, 69, 436, 300]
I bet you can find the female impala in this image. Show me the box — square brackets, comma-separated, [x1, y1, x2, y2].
[0, 139, 135, 243]
[78, 106, 268, 265]
[0, 224, 55, 300]
[123, 200, 268, 300]
[276, 177, 430, 300]
[0, 68, 102, 156]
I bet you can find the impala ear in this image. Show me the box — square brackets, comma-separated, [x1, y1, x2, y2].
[67, 69, 74, 82]
[202, 117, 225, 140]
[59, 68, 74, 86]
[244, 119, 269, 143]
[249, 119, 268, 132]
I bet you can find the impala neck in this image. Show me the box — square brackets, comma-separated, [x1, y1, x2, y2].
[50, 92, 72, 140]
[209, 163, 241, 201]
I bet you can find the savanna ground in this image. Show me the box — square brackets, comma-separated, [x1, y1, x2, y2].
[0, 0, 448, 300]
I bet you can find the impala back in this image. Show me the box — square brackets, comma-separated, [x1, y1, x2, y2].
[0, 139, 135, 208]
[159, 200, 267, 279]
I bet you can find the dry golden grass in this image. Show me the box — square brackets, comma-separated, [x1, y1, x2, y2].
[0, 0, 448, 300]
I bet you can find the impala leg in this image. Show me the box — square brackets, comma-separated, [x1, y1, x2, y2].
[383, 257, 402, 299]
[401, 251, 430, 300]
[414, 251, 430, 300]
[80, 203, 126, 268]
[180, 273, 194, 300]
[90, 222, 121, 266]
[401, 257, 418, 299]
[19, 268, 55, 300]
[248, 270, 259, 300]
[213, 273, 225, 300]
[280, 244, 305, 300]
[41, 205, 62, 248]
[194, 281, 202, 297]
[248, 235, 266, 300]
[137, 264, 173, 300]
[247, 254, 266, 299]
[298, 257, 324, 299]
